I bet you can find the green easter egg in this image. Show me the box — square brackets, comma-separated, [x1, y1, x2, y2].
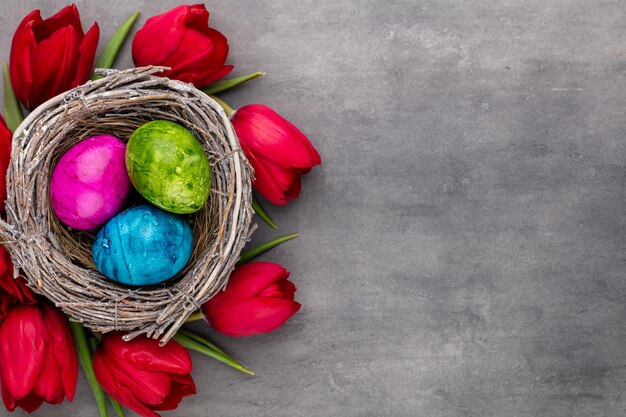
[126, 120, 211, 214]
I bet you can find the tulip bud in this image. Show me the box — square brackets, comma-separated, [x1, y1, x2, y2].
[0, 245, 35, 319]
[132, 4, 232, 87]
[93, 333, 196, 417]
[202, 262, 301, 337]
[0, 116, 11, 213]
[9, 5, 99, 109]
[0, 303, 77, 413]
[231, 104, 321, 205]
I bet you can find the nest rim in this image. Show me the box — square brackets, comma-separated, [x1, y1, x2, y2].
[0, 67, 254, 344]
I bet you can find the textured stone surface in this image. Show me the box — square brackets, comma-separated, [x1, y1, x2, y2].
[2, 0, 626, 416]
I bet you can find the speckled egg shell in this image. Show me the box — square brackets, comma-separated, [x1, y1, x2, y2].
[50, 135, 131, 230]
[126, 120, 211, 214]
[92, 205, 193, 286]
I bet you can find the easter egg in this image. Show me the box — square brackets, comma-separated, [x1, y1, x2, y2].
[92, 205, 193, 286]
[50, 135, 131, 230]
[126, 120, 211, 214]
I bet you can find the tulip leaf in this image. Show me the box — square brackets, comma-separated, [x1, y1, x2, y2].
[173, 331, 254, 375]
[178, 328, 228, 356]
[3, 63, 23, 132]
[186, 311, 204, 322]
[202, 71, 265, 95]
[252, 196, 278, 229]
[92, 12, 140, 80]
[69, 322, 109, 417]
[238, 233, 299, 265]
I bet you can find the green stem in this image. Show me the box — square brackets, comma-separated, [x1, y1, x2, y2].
[177, 328, 228, 357]
[238, 233, 299, 265]
[173, 332, 254, 375]
[69, 322, 109, 417]
[3, 63, 23, 131]
[210, 95, 235, 117]
[92, 12, 140, 80]
[202, 71, 265, 95]
[252, 195, 278, 229]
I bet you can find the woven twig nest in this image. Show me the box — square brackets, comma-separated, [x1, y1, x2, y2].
[0, 66, 254, 343]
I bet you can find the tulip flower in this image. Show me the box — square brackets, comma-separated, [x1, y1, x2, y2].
[202, 262, 301, 337]
[0, 116, 12, 213]
[0, 245, 35, 319]
[132, 4, 232, 87]
[93, 333, 196, 417]
[10, 5, 100, 109]
[0, 303, 77, 413]
[231, 104, 321, 205]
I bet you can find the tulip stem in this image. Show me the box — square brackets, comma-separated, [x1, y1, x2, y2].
[210, 95, 235, 117]
[186, 311, 204, 322]
[3, 63, 23, 132]
[92, 12, 141, 80]
[202, 71, 266, 95]
[238, 233, 299, 265]
[173, 331, 254, 375]
[69, 322, 110, 417]
[252, 196, 278, 229]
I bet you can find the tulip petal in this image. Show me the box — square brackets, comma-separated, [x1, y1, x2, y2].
[71, 22, 99, 87]
[9, 390, 45, 413]
[162, 28, 231, 86]
[43, 304, 77, 401]
[209, 297, 301, 337]
[94, 353, 161, 417]
[95, 345, 172, 409]
[10, 19, 37, 108]
[33, 343, 63, 402]
[203, 263, 290, 314]
[233, 104, 321, 169]
[0, 305, 47, 398]
[132, 5, 191, 66]
[150, 374, 196, 411]
[1, 383, 17, 411]
[184, 4, 211, 35]
[31, 26, 80, 107]
[240, 141, 289, 205]
[103, 334, 192, 374]
[33, 5, 84, 39]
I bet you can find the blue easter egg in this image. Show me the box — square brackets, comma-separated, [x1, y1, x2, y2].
[92, 205, 193, 286]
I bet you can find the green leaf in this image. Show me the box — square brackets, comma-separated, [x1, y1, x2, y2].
[92, 12, 140, 80]
[177, 328, 228, 356]
[3, 63, 23, 132]
[69, 322, 109, 417]
[252, 196, 278, 229]
[202, 71, 265, 95]
[238, 233, 299, 265]
[173, 331, 254, 375]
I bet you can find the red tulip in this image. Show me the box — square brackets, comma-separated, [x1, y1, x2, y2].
[0, 303, 77, 413]
[0, 245, 36, 319]
[93, 333, 196, 417]
[132, 4, 232, 87]
[202, 262, 301, 337]
[231, 104, 321, 205]
[0, 116, 12, 213]
[10, 4, 100, 109]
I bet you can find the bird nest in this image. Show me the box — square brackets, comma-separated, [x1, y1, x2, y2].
[0, 66, 254, 344]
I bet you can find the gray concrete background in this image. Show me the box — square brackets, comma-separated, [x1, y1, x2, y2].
[1, 0, 625, 416]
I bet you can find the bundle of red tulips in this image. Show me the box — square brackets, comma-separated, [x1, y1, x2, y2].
[0, 4, 320, 416]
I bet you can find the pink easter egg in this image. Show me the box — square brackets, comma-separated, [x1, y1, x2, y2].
[50, 135, 131, 230]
